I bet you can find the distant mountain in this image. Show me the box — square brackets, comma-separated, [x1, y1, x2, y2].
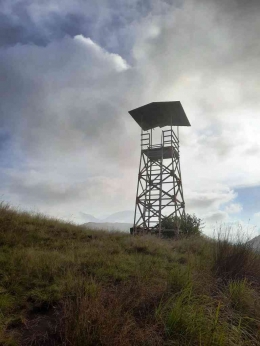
[103, 210, 134, 223]
[80, 210, 138, 232]
[80, 210, 137, 223]
[79, 212, 101, 223]
[83, 222, 132, 233]
[248, 235, 260, 251]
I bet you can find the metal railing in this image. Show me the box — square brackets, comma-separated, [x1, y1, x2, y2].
[141, 132, 150, 150]
[141, 128, 179, 152]
[162, 129, 179, 151]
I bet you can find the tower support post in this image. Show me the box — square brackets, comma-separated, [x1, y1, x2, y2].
[133, 127, 185, 236]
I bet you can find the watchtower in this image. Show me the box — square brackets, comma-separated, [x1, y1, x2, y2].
[129, 101, 190, 236]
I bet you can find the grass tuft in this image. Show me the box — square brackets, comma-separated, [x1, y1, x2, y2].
[213, 229, 260, 285]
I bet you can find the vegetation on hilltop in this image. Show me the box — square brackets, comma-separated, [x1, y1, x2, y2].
[0, 203, 260, 345]
[161, 213, 203, 236]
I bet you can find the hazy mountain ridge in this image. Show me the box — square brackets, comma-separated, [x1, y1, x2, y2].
[81, 210, 134, 232]
[79, 212, 101, 222]
[81, 210, 134, 223]
[249, 235, 260, 251]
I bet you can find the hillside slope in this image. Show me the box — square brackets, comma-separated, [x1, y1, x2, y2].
[249, 235, 260, 251]
[0, 203, 260, 345]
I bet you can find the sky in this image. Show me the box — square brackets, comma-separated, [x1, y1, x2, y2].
[0, 0, 260, 237]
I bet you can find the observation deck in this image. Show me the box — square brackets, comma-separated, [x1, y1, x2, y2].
[141, 128, 179, 160]
[143, 146, 179, 160]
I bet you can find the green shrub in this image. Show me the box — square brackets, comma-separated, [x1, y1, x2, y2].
[161, 213, 203, 237]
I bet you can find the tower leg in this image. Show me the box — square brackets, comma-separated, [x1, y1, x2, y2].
[133, 129, 185, 236]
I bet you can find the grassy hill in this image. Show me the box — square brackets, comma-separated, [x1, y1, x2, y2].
[0, 203, 260, 346]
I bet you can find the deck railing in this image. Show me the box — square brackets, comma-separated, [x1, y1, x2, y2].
[141, 128, 179, 152]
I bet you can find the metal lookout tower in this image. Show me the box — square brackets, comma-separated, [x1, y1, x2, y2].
[129, 101, 191, 236]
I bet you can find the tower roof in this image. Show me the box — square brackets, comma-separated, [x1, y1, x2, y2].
[128, 101, 190, 131]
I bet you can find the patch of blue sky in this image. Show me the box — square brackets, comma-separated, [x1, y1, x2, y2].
[234, 186, 260, 218]
[229, 186, 260, 235]
[214, 185, 260, 234]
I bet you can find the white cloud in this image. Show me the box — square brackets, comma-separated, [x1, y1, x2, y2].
[225, 203, 243, 214]
[1, 0, 260, 233]
[74, 35, 130, 71]
[186, 189, 236, 211]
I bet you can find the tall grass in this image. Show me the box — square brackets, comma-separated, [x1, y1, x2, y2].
[213, 227, 260, 285]
[0, 203, 260, 345]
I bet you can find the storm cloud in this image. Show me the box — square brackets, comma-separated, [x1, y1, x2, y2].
[0, 0, 260, 234]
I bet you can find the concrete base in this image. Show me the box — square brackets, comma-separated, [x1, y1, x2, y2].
[130, 227, 179, 238]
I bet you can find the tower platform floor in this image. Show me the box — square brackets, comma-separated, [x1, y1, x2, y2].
[142, 145, 179, 160]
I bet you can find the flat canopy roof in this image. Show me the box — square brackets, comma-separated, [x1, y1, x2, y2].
[128, 101, 190, 131]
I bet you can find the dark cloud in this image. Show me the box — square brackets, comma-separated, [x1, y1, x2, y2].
[0, 36, 137, 164]
[136, 0, 260, 120]
[210, 0, 260, 13]
[0, 0, 260, 228]
[0, 9, 91, 47]
[0, 0, 157, 59]
[8, 178, 85, 204]
[0, 129, 9, 151]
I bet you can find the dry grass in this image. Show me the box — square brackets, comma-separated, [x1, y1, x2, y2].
[213, 229, 260, 285]
[0, 203, 260, 345]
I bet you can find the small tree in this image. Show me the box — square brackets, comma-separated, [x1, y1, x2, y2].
[161, 213, 203, 237]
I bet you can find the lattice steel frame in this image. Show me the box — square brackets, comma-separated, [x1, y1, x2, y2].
[133, 126, 185, 236]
